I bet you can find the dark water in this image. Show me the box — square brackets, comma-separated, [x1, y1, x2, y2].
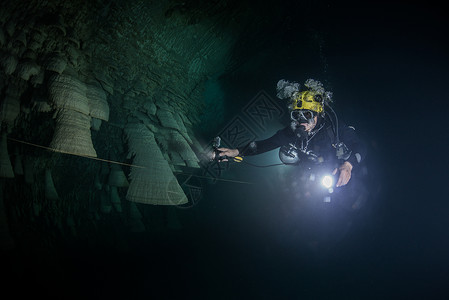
[3, 1, 449, 299]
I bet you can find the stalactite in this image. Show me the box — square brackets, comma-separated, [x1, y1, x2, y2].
[87, 82, 109, 122]
[49, 109, 97, 157]
[125, 122, 187, 205]
[0, 0, 257, 243]
[16, 59, 41, 81]
[48, 72, 89, 114]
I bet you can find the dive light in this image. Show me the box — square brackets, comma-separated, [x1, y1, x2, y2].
[320, 173, 335, 203]
[321, 174, 334, 189]
[320, 171, 338, 195]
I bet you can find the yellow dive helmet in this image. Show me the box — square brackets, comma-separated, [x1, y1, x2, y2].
[292, 91, 324, 114]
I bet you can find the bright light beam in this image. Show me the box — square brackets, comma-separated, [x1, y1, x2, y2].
[321, 175, 334, 189]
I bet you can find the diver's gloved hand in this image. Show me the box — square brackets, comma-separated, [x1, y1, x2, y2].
[333, 161, 353, 187]
[216, 148, 239, 162]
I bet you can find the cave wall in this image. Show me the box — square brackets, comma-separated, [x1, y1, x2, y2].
[0, 0, 265, 249]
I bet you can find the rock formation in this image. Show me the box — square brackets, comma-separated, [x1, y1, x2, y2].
[0, 0, 281, 243]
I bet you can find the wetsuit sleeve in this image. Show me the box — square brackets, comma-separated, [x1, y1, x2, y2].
[339, 125, 367, 169]
[237, 126, 292, 156]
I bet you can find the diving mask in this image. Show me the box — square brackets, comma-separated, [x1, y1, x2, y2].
[291, 109, 315, 123]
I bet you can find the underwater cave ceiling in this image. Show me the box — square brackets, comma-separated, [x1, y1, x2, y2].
[0, 0, 285, 213]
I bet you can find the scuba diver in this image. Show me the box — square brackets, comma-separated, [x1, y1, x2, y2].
[217, 79, 366, 187]
[218, 79, 366, 189]
[215, 79, 368, 251]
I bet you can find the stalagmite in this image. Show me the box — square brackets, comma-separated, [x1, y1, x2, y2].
[125, 123, 187, 205]
[0, 133, 14, 178]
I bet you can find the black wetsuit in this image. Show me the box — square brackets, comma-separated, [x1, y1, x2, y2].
[238, 116, 366, 171]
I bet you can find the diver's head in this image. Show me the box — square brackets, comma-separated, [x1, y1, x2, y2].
[277, 78, 333, 133]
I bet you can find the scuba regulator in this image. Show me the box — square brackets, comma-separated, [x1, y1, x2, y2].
[279, 143, 321, 165]
[279, 121, 321, 166]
